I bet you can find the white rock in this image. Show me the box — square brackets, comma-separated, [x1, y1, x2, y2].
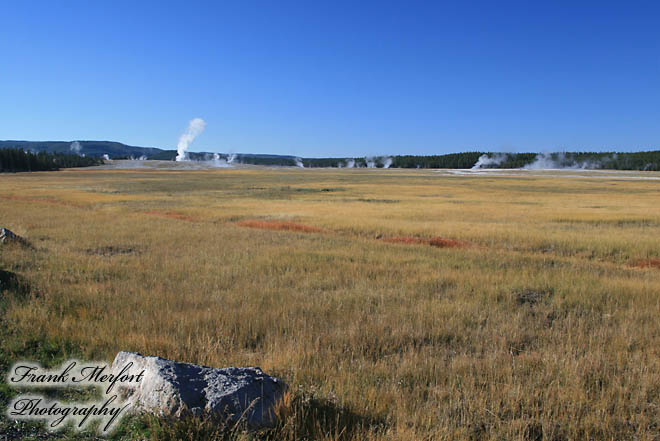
[111, 351, 287, 429]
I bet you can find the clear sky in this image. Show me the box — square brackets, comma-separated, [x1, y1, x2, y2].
[1, 1, 659, 157]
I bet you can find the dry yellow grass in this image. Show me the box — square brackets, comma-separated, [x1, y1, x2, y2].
[1, 166, 659, 440]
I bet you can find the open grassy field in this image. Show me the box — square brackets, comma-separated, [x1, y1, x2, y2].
[1, 165, 659, 440]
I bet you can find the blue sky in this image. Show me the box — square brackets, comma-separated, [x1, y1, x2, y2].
[1, 1, 659, 157]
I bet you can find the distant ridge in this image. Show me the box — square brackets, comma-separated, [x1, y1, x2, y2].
[0, 140, 296, 163]
[1, 140, 659, 170]
[0, 140, 169, 159]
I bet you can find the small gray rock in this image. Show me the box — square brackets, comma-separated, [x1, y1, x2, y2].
[111, 352, 287, 429]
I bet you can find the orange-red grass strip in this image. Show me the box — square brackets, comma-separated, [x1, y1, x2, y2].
[631, 258, 660, 270]
[428, 237, 469, 248]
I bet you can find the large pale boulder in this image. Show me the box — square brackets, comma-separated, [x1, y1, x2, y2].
[111, 352, 287, 429]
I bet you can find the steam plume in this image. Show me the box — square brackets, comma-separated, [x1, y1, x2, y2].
[524, 153, 560, 169]
[211, 153, 233, 168]
[70, 141, 82, 155]
[176, 118, 206, 162]
[523, 152, 604, 170]
[472, 153, 507, 169]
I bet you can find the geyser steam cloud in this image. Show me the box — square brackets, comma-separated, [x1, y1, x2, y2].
[338, 156, 392, 168]
[70, 141, 82, 155]
[472, 153, 507, 169]
[176, 118, 206, 162]
[472, 152, 618, 170]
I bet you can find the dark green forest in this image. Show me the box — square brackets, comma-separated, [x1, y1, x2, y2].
[2, 140, 659, 170]
[0, 148, 103, 172]
[302, 151, 660, 170]
[460, 151, 660, 171]
[302, 153, 489, 169]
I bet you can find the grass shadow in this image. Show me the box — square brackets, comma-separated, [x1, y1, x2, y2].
[128, 390, 387, 441]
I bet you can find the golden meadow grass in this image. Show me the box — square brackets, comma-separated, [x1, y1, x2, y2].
[1, 167, 659, 440]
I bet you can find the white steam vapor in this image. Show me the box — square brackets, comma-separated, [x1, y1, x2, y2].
[211, 153, 233, 168]
[295, 158, 304, 168]
[524, 153, 609, 170]
[70, 141, 82, 155]
[472, 153, 507, 169]
[102, 154, 110, 161]
[473, 152, 616, 170]
[524, 153, 559, 169]
[339, 156, 392, 169]
[176, 118, 206, 162]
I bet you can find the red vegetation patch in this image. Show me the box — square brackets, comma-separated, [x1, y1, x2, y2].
[381, 236, 468, 249]
[428, 237, 469, 248]
[144, 211, 200, 222]
[381, 236, 428, 245]
[631, 259, 660, 270]
[236, 220, 323, 233]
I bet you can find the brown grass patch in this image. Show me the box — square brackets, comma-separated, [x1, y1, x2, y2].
[144, 211, 200, 222]
[236, 219, 323, 233]
[429, 237, 469, 248]
[85, 246, 139, 257]
[381, 236, 468, 248]
[631, 258, 660, 270]
[381, 236, 428, 245]
[0, 195, 84, 208]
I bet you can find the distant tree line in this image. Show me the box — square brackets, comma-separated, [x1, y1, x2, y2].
[568, 151, 660, 171]
[6, 143, 657, 171]
[303, 151, 660, 170]
[391, 153, 485, 168]
[184, 152, 298, 166]
[472, 151, 660, 171]
[238, 156, 297, 166]
[301, 158, 345, 167]
[0, 148, 103, 173]
[303, 153, 503, 168]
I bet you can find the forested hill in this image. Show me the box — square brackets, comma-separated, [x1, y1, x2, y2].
[0, 140, 298, 162]
[0, 140, 171, 159]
